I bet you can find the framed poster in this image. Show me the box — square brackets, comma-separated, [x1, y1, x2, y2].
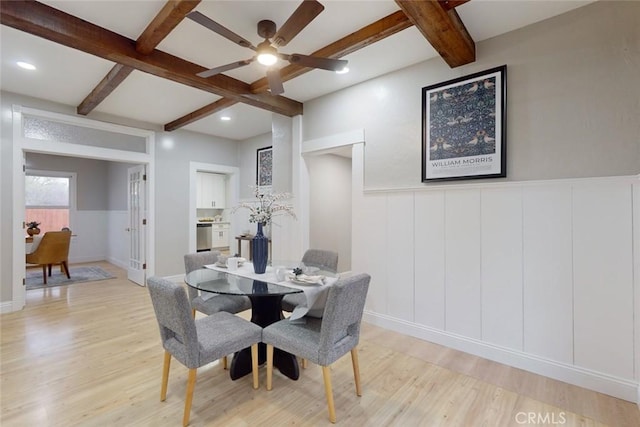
[422, 65, 506, 182]
[256, 146, 273, 188]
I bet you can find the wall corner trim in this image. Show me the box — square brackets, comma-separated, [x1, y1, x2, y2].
[302, 129, 364, 155]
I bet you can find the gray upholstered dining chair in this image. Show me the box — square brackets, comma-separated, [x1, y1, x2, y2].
[263, 273, 370, 423]
[184, 252, 252, 316]
[281, 249, 339, 313]
[184, 252, 252, 369]
[147, 276, 262, 427]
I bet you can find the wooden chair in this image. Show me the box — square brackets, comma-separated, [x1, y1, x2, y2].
[263, 273, 371, 423]
[25, 230, 71, 284]
[147, 276, 262, 426]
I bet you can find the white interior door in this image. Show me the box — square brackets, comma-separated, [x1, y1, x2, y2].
[127, 165, 146, 285]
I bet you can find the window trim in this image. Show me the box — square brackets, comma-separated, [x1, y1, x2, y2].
[25, 169, 77, 230]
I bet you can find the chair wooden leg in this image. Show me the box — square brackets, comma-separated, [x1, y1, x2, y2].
[48, 264, 52, 277]
[322, 365, 337, 423]
[191, 309, 196, 318]
[61, 261, 71, 279]
[160, 351, 171, 401]
[266, 344, 274, 391]
[222, 355, 228, 370]
[251, 343, 259, 389]
[183, 368, 197, 427]
[41, 265, 47, 285]
[351, 348, 362, 396]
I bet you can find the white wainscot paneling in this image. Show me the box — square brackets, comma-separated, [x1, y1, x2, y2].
[386, 193, 414, 322]
[107, 211, 128, 270]
[573, 183, 634, 379]
[481, 187, 523, 349]
[522, 184, 573, 363]
[352, 193, 387, 315]
[69, 211, 109, 264]
[445, 189, 482, 338]
[414, 191, 445, 329]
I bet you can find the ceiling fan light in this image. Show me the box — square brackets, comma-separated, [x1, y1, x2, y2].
[336, 66, 349, 74]
[257, 52, 278, 66]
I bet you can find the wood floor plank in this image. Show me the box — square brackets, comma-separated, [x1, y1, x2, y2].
[2, 261, 638, 426]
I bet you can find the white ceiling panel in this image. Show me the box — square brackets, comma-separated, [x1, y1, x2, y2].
[93, 70, 221, 125]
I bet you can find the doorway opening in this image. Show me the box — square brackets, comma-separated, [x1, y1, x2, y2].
[11, 105, 155, 310]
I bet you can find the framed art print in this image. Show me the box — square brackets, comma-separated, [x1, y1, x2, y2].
[256, 146, 273, 188]
[422, 65, 507, 182]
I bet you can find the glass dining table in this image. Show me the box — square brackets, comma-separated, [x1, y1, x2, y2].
[185, 265, 305, 381]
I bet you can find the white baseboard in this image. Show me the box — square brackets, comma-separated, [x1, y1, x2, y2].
[106, 257, 128, 271]
[363, 311, 639, 404]
[68, 255, 107, 264]
[0, 300, 15, 314]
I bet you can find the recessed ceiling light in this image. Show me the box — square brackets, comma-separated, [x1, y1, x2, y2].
[17, 61, 36, 71]
[220, 116, 231, 121]
[336, 67, 349, 74]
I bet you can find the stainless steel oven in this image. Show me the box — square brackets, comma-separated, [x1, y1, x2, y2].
[196, 223, 212, 252]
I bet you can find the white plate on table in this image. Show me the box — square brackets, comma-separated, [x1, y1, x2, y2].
[289, 277, 322, 286]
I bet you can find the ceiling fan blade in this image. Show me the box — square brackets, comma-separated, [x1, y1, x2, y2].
[197, 58, 255, 78]
[267, 69, 285, 95]
[288, 54, 347, 71]
[272, 0, 324, 47]
[187, 11, 256, 50]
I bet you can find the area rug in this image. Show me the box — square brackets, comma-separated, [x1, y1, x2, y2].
[26, 266, 115, 290]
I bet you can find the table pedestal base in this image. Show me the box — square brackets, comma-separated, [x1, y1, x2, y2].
[229, 293, 300, 381]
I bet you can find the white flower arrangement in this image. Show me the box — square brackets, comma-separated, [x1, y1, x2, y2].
[232, 187, 296, 225]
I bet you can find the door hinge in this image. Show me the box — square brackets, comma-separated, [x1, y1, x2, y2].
[142, 219, 147, 225]
[23, 221, 26, 229]
[22, 278, 25, 286]
[143, 174, 147, 181]
[23, 165, 26, 172]
[143, 263, 147, 270]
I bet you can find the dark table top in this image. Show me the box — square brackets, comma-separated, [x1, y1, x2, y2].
[184, 267, 302, 297]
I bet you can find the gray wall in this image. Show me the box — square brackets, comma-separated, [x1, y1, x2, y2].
[303, 1, 640, 188]
[107, 162, 129, 211]
[307, 154, 352, 272]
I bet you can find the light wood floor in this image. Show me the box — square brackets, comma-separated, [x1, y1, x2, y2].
[1, 261, 638, 426]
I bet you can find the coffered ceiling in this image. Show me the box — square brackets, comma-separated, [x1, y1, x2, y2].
[1, 1, 594, 140]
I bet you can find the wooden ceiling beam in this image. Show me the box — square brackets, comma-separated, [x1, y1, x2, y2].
[438, 0, 472, 12]
[395, 0, 475, 68]
[77, 64, 134, 115]
[164, 10, 412, 132]
[2, 0, 302, 117]
[135, 0, 200, 55]
[165, 98, 238, 131]
[78, 0, 201, 116]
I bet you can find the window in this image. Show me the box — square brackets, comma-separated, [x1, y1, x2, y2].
[25, 172, 74, 233]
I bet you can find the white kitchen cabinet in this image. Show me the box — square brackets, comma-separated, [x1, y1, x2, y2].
[197, 172, 226, 209]
[211, 223, 229, 248]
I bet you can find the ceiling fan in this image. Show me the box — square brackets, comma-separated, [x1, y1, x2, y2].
[187, 0, 347, 95]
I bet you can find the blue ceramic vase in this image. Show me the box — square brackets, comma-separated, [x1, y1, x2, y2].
[252, 222, 268, 274]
